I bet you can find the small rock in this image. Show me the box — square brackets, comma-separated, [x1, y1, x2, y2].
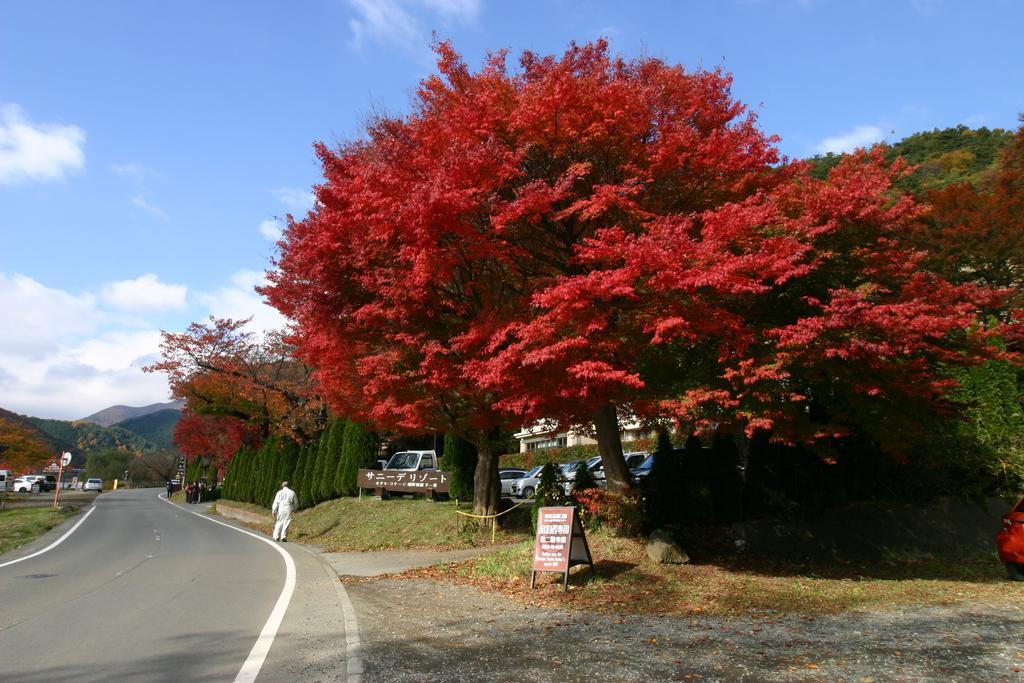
[646, 529, 690, 564]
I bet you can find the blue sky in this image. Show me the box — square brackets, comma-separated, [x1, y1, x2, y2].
[2, 0, 1021, 419]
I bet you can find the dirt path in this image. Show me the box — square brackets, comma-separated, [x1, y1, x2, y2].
[345, 578, 1024, 682]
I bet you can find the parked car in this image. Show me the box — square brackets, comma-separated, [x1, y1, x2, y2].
[630, 452, 657, 485]
[0, 469, 12, 492]
[581, 451, 648, 490]
[12, 477, 40, 493]
[511, 465, 544, 499]
[498, 468, 528, 496]
[39, 475, 57, 492]
[384, 450, 439, 471]
[83, 478, 103, 492]
[998, 495, 1024, 580]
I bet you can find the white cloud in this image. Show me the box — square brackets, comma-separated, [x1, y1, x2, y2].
[814, 125, 886, 155]
[131, 195, 171, 222]
[0, 104, 85, 185]
[0, 272, 170, 419]
[196, 270, 287, 335]
[100, 273, 188, 312]
[259, 219, 283, 241]
[271, 186, 316, 213]
[347, 0, 480, 52]
[0, 268, 289, 420]
[0, 273, 101, 360]
[112, 161, 161, 183]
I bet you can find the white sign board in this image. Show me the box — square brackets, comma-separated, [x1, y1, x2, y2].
[61, 452, 72, 467]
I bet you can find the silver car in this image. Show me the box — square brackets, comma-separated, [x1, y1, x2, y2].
[511, 465, 544, 499]
[499, 469, 528, 496]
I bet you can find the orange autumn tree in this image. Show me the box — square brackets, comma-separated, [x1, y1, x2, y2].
[0, 417, 52, 473]
[145, 317, 326, 468]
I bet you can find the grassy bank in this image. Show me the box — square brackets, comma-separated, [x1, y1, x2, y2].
[404, 531, 1024, 616]
[0, 507, 75, 555]
[219, 497, 533, 552]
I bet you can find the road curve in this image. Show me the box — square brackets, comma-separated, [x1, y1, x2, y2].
[0, 488, 290, 682]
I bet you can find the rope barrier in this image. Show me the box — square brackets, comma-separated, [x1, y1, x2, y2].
[453, 500, 527, 543]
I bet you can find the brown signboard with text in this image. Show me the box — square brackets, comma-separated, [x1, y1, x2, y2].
[358, 468, 450, 494]
[532, 506, 593, 590]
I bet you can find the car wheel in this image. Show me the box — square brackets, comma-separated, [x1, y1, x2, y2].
[1006, 563, 1024, 581]
[522, 486, 535, 499]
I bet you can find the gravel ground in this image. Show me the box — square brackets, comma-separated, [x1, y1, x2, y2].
[345, 578, 1024, 682]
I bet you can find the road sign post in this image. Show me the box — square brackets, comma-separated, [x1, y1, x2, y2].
[53, 451, 72, 509]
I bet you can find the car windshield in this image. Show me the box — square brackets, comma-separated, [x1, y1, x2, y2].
[87, 479, 101, 483]
[636, 454, 654, 470]
[560, 461, 581, 474]
[386, 452, 420, 469]
[525, 466, 543, 478]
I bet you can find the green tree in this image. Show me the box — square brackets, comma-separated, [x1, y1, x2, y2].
[309, 426, 333, 504]
[317, 419, 345, 501]
[442, 434, 477, 502]
[85, 448, 133, 483]
[291, 445, 309, 505]
[339, 420, 380, 496]
[299, 440, 318, 507]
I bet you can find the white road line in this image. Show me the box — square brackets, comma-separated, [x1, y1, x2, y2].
[0, 505, 97, 569]
[160, 494, 296, 683]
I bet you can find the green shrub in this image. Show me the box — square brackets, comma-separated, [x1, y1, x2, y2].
[339, 421, 380, 496]
[442, 435, 477, 502]
[572, 460, 598, 493]
[531, 462, 568, 532]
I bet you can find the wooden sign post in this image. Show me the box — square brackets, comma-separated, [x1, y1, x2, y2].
[531, 506, 593, 591]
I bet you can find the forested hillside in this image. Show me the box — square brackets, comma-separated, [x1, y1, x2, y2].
[0, 407, 74, 457]
[116, 409, 181, 450]
[26, 416, 154, 456]
[808, 125, 1014, 193]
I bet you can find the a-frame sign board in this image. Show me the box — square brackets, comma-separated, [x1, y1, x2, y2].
[531, 506, 594, 591]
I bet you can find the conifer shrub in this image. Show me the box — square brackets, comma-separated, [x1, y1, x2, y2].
[339, 420, 380, 496]
[442, 435, 477, 502]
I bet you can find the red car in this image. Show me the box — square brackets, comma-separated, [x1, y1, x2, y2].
[997, 495, 1024, 580]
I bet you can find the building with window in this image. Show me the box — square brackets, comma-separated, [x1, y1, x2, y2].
[513, 418, 653, 453]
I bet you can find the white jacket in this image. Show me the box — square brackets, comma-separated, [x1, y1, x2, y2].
[272, 487, 298, 515]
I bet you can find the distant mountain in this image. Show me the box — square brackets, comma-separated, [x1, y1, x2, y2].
[0, 407, 74, 457]
[116, 409, 181, 450]
[81, 400, 184, 427]
[25, 416, 155, 464]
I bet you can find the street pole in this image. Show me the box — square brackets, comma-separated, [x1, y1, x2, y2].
[53, 451, 71, 509]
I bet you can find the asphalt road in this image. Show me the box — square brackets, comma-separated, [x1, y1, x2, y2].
[0, 488, 353, 682]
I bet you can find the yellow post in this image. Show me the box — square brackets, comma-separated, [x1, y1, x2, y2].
[492, 516, 496, 544]
[113, 479, 118, 490]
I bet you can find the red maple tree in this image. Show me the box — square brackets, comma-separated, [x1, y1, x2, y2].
[172, 408, 260, 472]
[263, 40, 786, 510]
[504, 147, 1022, 466]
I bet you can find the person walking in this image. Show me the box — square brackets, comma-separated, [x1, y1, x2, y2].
[271, 481, 298, 542]
[166, 480, 174, 499]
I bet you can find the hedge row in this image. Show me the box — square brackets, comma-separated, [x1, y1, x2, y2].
[221, 418, 381, 509]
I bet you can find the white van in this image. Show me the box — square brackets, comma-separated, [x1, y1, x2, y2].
[0, 469, 12, 492]
[384, 450, 439, 471]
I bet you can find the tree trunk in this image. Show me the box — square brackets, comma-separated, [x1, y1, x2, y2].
[592, 403, 633, 494]
[471, 434, 500, 518]
[732, 430, 750, 521]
